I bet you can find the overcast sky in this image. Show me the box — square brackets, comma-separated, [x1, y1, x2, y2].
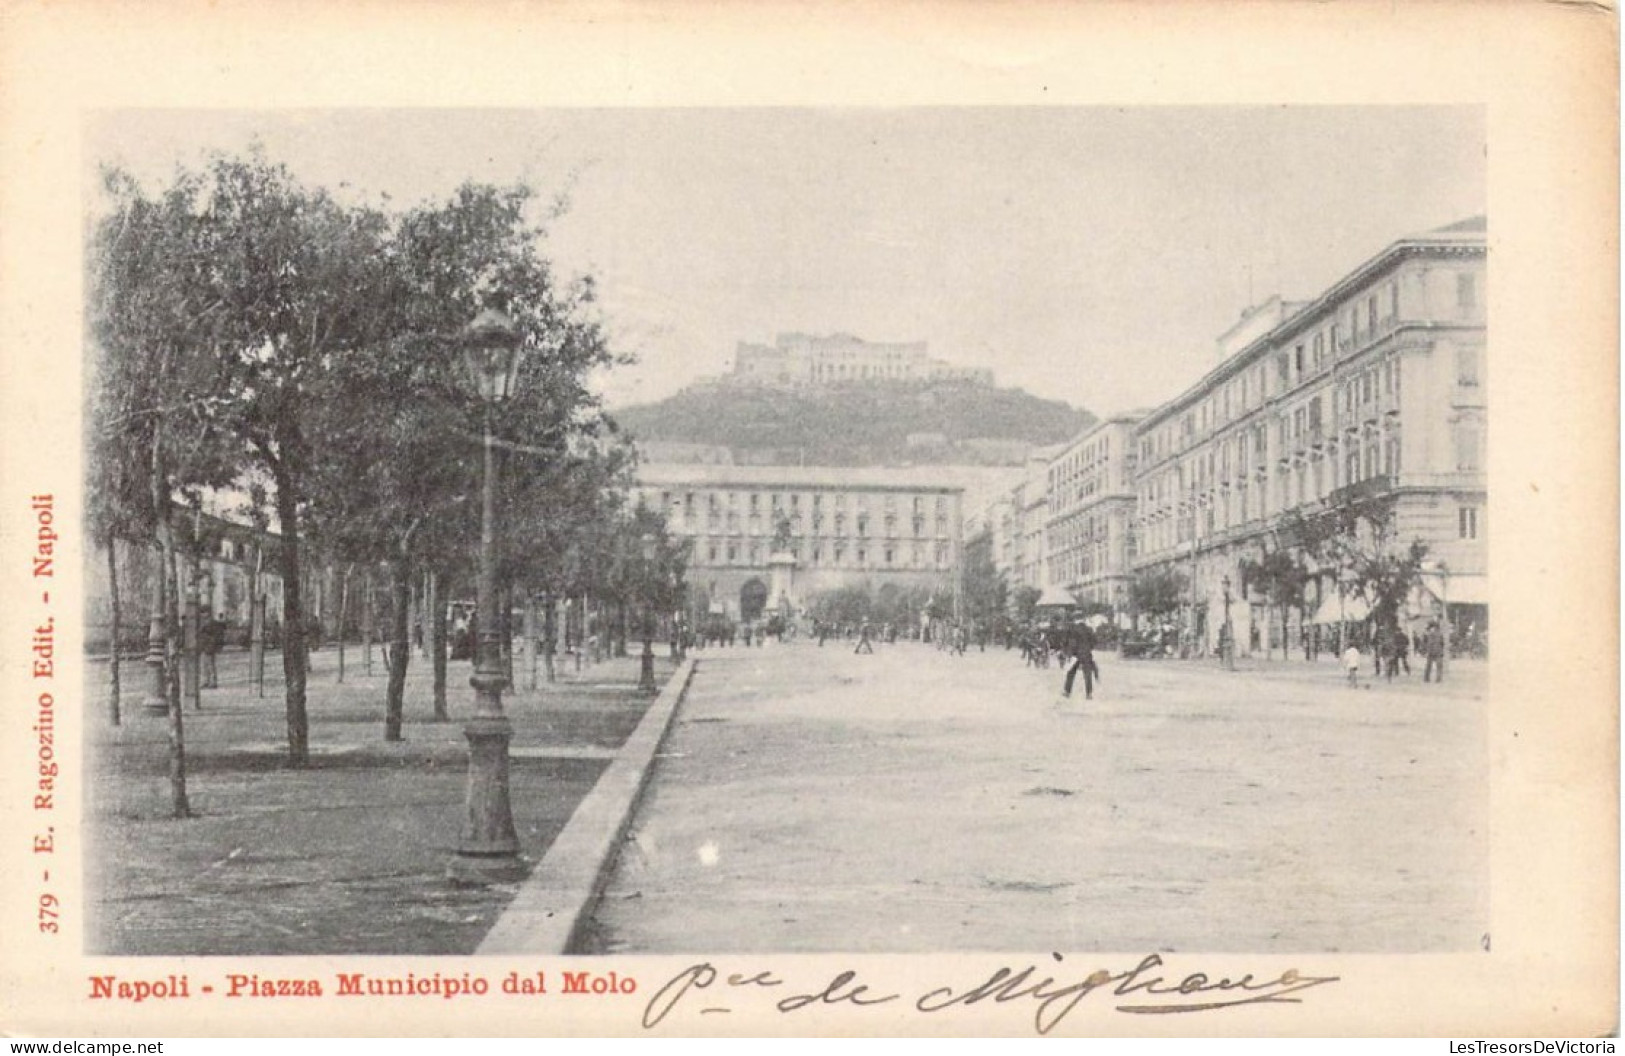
[88, 107, 1484, 416]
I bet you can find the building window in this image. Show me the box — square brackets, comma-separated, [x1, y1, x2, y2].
[1459, 506, 1480, 540]
[1456, 344, 1481, 387]
[1457, 272, 1478, 310]
[1454, 420, 1483, 471]
[726, 544, 737, 562]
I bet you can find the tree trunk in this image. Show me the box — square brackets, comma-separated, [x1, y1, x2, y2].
[164, 534, 191, 818]
[251, 593, 266, 697]
[429, 570, 448, 721]
[270, 458, 310, 768]
[249, 542, 265, 696]
[384, 554, 411, 742]
[149, 431, 189, 817]
[362, 567, 374, 676]
[183, 563, 201, 710]
[412, 572, 425, 659]
[106, 536, 122, 726]
[522, 588, 538, 691]
[543, 591, 557, 683]
[336, 564, 349, 683]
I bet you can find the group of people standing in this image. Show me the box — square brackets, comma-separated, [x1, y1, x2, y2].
[1343, 620, 1449, 686]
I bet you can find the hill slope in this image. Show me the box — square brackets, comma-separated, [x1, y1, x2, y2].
[613, 379, 1094, 466]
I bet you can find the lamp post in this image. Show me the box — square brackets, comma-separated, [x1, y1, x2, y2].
[638, 533, 658, 695]
[1220, 573, 1235, 671]
[450, 307, 528, 885]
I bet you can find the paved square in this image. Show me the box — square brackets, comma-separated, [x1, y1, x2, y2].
[582, 640, 1488, 955]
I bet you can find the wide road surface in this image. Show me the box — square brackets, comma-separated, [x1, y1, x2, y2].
[583, 638, 1487, 955]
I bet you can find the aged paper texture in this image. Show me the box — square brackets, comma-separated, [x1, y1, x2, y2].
[0, 0, 1617, 1039]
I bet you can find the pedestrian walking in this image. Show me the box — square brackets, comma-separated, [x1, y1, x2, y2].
[1422, 621, 1446, 683]
[854, 620, 874, 655]
[1394, 627, 1411, 676]
[1343, 642, 1361, 688]
[1060, 618, 1098, 701]
[200, 613, 225, 688]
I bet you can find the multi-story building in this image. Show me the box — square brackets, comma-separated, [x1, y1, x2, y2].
[973, 443, 1064, 602]
[1131, 216, 1487, 652]
[632, 462, 965, 620]
[1044, 414, 1141, 607]
[732, 332, 994, 387]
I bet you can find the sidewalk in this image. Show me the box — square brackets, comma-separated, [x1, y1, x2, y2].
[87, 645, 682, 956]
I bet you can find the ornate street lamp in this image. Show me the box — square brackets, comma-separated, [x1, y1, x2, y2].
[638, 532, 658, 694]
[450, 307, 528, 885]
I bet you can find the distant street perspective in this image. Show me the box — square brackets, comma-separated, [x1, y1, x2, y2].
[80, 109, 1488, 959]
[583, 637, 1487, 955]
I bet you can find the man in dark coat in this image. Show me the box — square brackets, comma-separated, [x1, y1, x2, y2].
[1061, 618, 1098, 700]
[1422, 621, 1446, 682]
[200, 614, 226, 688]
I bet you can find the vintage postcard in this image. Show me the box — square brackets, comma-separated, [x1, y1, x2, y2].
[0, 0, 1616, 1040]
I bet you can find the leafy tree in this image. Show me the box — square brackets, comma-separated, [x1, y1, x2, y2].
[1284, 492, 1429, 642]
[808, 583, 873, 627]
[1010, 584, 1042, 627]
[1237, 547, 1307, 659]
[89, 165, 246, 813]
[165, 151, 396, 766]
[961, 533, 1009, 634]
[1128, 566, 1188, 620]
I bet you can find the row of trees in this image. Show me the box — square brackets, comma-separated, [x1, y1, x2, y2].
[89, 149, 680, 815]
[1122, 491, 1431, 653]
[961, 490, 1430, 653]
[804, 581, 946, 630]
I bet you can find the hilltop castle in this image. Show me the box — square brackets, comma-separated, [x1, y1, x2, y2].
[731, 332, 993, 387]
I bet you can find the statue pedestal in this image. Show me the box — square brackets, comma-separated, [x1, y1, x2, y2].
[767, 551, 797, 615]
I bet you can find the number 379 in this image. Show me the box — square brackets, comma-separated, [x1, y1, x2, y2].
[38, 892, 59, 934]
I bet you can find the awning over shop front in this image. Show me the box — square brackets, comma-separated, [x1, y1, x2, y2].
[1311, 591, 1369, 625]
[1421, 574, 1489, 607]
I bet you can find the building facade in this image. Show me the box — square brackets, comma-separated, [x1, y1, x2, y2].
[1131, 217, 1487, 652]
[1044, 415, 1141, 608]
[968, 216, 1487, 651]
[732, 332, 994, 387]
[632, 462, 965, 620]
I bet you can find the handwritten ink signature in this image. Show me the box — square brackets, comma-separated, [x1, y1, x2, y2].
[643, 954, 1340, 1035]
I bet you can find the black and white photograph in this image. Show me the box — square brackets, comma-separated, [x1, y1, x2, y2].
[0, 1, 1616, 1042]
[78, 105, 1492, 961]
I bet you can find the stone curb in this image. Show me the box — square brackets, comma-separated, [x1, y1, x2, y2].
[476, 656, 698, 955]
